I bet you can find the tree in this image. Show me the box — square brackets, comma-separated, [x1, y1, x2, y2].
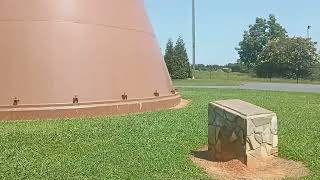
[237, 17, 268, 68]
[237, 15, 287, 69]
[164, 39, 175, 76]
[257, 37, 319, 82]
[267, 15, 287, 40]
[260, 14, 288, 80]
[171, 36, 192, 79]
[257, 38, 287, 80]
[284, 38, 318, 83]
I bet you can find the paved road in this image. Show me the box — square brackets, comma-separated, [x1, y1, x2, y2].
[176, 83, 320, 93]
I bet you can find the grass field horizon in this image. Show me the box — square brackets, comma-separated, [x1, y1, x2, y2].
[1, 88, 320, 179]
[173, 71, 320, 86]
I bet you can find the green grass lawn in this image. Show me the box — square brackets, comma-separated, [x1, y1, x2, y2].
[173, 71, 320, 86]
[1, 88, 320, 179]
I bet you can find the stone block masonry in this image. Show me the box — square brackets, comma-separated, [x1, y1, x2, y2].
[208, 99, 278, 164]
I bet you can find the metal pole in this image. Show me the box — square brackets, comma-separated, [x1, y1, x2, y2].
[307, 25, 311, 38]
[192, 0, 196, 79]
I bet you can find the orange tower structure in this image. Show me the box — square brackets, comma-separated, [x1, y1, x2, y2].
[0, 0, 180, 120]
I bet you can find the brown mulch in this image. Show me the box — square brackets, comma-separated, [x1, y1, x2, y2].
[191, 146, 310, 180]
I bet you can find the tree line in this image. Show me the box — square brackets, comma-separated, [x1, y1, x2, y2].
[163, 15, 320, 82]
[236, 14, 320, 82]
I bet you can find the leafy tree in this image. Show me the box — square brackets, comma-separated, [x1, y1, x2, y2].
[257, 38, 287, 80]
[237, 17, 268, 68]
[258, 37, 318, 82]
[164, 39, 174, 76]
[284, 38, 318, 83]
[237, 15, 287, 69]
[171, 36, 192, 79]
[267, 15, 288, 40]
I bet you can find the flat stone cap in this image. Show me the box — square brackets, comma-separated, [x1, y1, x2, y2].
[213, 99, 273, 117]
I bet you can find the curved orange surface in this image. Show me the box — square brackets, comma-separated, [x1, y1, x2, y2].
[0, 0, 179, 120]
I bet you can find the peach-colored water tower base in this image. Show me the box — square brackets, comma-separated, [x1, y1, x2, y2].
[0, 0, 180, 120]
[0, 94, 181, 121]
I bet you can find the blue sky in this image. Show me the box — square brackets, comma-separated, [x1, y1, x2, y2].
[145, 0, 320, 65]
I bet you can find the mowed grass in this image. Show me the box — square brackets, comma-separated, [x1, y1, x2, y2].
[173, 71, 320, 86]
[1, 89, 320, 179]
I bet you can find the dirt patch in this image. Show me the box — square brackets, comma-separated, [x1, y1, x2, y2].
[172, 99, 190, 109]
[191, 146, 309, 180]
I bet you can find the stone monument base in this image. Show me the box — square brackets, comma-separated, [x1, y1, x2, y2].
[208, 99, 278, 164]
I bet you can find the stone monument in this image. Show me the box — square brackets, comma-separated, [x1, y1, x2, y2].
[208, 99, 278, 164]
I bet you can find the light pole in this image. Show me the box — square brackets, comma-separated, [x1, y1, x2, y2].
[307, 25, 311, 38]
[192, 0, 196, 79]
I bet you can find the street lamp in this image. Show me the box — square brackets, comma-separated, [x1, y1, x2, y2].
[307, 25, 311, 38]
[192, 0, 196, 79]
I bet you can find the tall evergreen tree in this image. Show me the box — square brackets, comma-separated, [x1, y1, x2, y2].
[164, 36, 191, 79]
[172, 36, 191, 79]
[164, 39, 174, 76]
